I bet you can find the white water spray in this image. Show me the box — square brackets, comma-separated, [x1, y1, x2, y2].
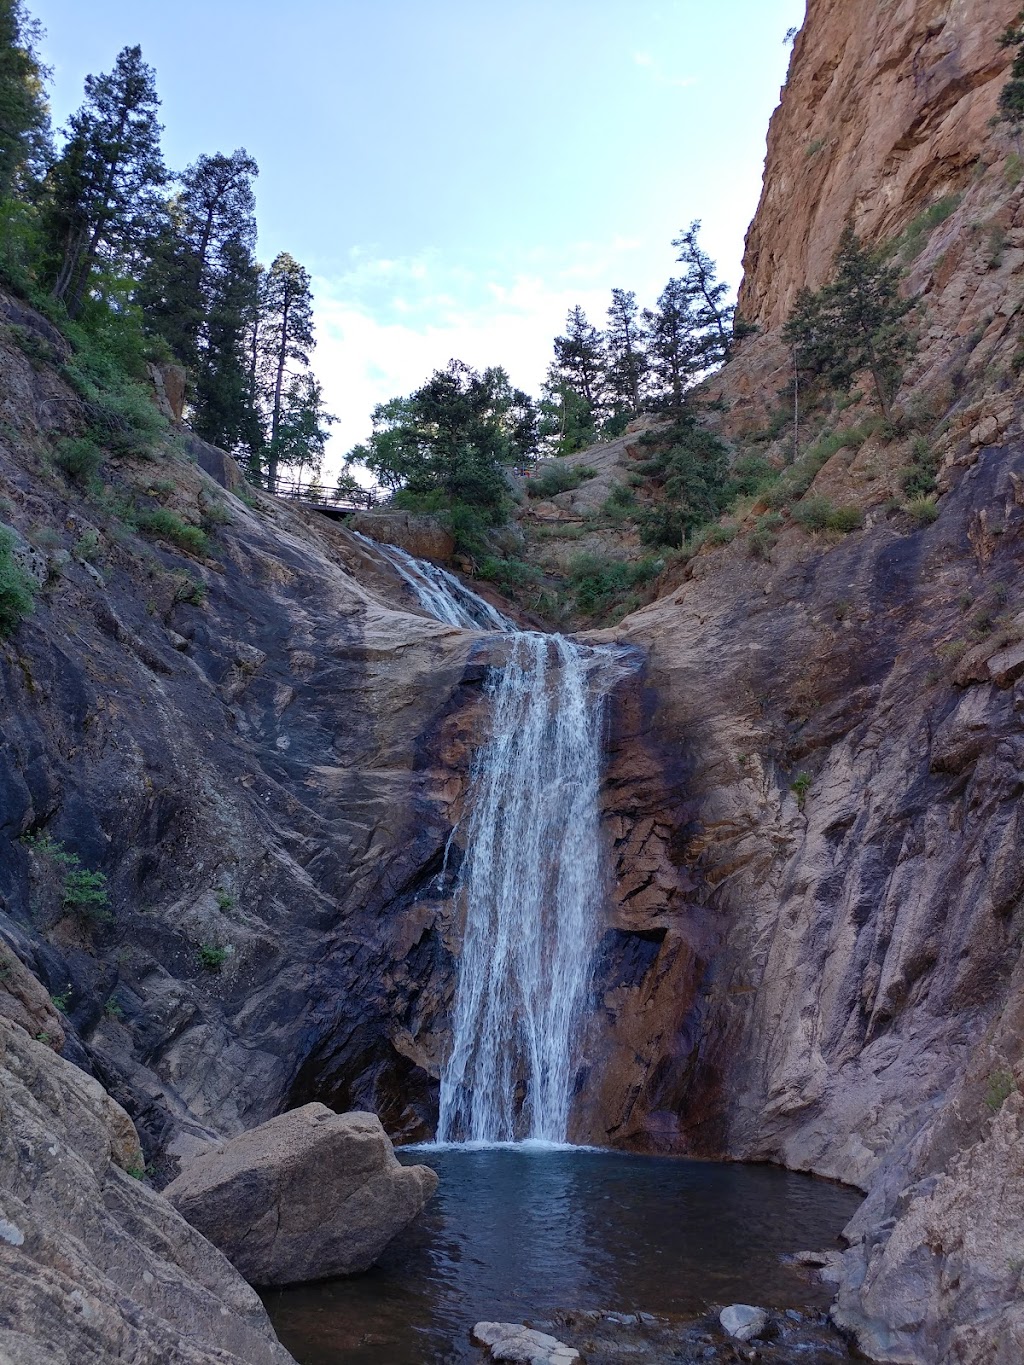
[369, 531, 631, 1142]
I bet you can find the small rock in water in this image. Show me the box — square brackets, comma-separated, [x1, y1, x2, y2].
[472, 1321, 580, 1363]
[719, 1304, 769, 1342]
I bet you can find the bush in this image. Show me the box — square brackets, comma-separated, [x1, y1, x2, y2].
[792, 495, 863, 533]
[198, 943, 228, 973]
[54, 436, 104, 487]
[0, 529, 37, 637]
[748, 513, 782, 561]
[62, 866, 111, 921]
[136, 509, 209, 556]
[905, 497, 940, 523]
[527, 463, 596, 500]
[899, 194, 962, 263]
[568, 552, 661, 616]
[478, 556, 541, 591]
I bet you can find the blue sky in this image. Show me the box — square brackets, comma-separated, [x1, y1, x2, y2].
[31, 1, 805, 473]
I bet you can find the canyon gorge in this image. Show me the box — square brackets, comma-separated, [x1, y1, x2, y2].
[2, 0, 1024, 1361]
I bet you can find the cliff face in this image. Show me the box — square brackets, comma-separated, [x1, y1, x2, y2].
[739, 0, 1020, 331]
[584, 1, 1024, 1359]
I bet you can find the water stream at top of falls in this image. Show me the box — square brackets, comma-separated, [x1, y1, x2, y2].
[367, 532, 631, 1144]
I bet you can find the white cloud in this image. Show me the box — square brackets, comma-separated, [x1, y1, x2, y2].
[309, 241, 654, 482]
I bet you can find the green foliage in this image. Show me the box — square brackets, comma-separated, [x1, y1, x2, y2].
[214, 888, 235, 911]
[998, 12, 1024, 132]
[898, 195, 962, 263]
[477, 556, 540, 591]
[791, 772, 812, 809]
[783, 224, 917, 417]
[900, 435, 938, 497]
[356, 360, 537, 525]
[54, 435, 103, 485]
[172, 572, 206, 605]
[135, 508, 209, 555]
[43, 45, 167, 318]
[636, 415, 731, 546]
[198, 942, 228, 973]
[0, 525, 35, 635]
[73, 528, 100, 561]
[526, 463, 596, 500]
[62, 865, 111, 920]
[985, 1068, 1016, 1113]
[792, 496, 863, 532]
[748, 512, 782, 560]
[905, 496, 940, 523]
[50, 986, 71, 1012]
[0, 1, 51, 197]
[568, 552, 661, 616]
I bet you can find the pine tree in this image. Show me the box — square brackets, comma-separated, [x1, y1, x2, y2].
[644, 277, 703, 416]
[998, 10, 1024, 133]
[0, 0, 50, 197]
[268, 372, 335, 484]
[672, 220, 734, 367]
[605, 288, 648, 420]
[782, 223, 915, 417]
[44, 45, 166, 318]
[193, 236, 261, 453]
[139, 148, 258, 372]
[258, 251, 314, 490]
[541, 305, 606, 453]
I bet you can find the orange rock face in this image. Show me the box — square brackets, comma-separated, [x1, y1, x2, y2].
[739, 0, 1020, 332]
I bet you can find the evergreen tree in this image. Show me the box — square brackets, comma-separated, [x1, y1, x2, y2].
[356, 360, 536, 520]
[605, 287, 648, 420]
[999, 10, 1024, 132]
[672, 219, 734, 367]
[193, 236, 261, 453]
[258, 251, 314, 490]
[542, 304, 605, 451]
[268, 372, 335, 483]
[644, 277, 703, 415]
[0, 0, 49, 197]
[139, 148, 258, 371]
[44, 45, 166, 318]
[782, 223, 915, 417]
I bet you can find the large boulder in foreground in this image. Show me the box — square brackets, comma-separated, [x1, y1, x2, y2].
[164, 1104, 438, 1286]
[0, 1016, 295, 1365]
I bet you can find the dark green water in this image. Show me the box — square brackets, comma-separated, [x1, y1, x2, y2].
[262, 1145, 861, 1365]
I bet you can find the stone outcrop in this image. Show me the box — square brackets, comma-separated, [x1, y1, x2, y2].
[350, 509, 455, 562]
[164, 1104, 437, 1285]
[0, 1014, 296, 1364]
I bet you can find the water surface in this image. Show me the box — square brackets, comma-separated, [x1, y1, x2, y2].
[263, 1146, 860, 1365]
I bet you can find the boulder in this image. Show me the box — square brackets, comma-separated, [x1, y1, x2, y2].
[0, 1017, 295, 1365]
[164, 1103, 438, 1286]
[350, 510, 455, 562]
[719, 1304, 769, 1342]
[472, 1322, 579, 1364]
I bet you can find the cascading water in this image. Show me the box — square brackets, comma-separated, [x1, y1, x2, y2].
[436, 631, 621, 1143]
[370, 531, 630, 1144]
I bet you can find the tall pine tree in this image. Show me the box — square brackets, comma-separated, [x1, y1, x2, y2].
[0, 0, 49, 197]
[644, 278, 702, 416]
[605, 287, 647, 420]
[44, 45, 166, 317]
[672, 220, 734, 368]
[257, 251, 314, 490]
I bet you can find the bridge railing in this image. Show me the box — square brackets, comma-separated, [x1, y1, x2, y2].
[268, 473, 381, 509]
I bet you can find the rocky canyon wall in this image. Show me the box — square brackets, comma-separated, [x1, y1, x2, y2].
[578, 1, 1024, 1358]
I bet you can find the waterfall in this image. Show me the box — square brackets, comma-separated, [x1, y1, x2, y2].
[437, 631, 620, 1144]
[368, 531, 630, 1143]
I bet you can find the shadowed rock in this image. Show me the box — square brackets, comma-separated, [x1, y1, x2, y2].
[164, 1104, 438, 1286]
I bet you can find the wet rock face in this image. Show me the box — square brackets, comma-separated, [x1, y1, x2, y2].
[0, 307, 484, 1168]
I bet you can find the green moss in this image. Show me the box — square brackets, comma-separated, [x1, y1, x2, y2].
[135, 509, 209, 556]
